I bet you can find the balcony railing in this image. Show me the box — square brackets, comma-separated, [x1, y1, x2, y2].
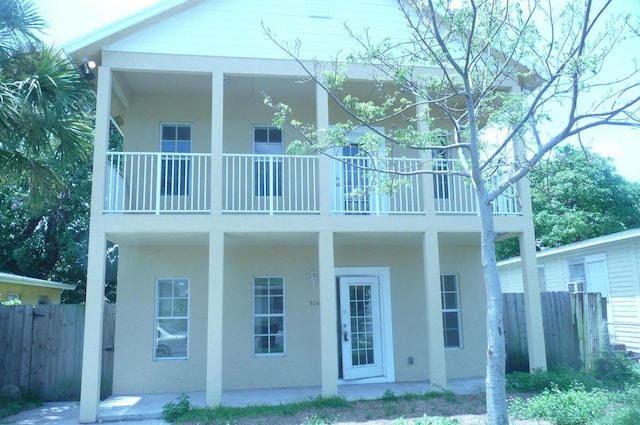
[433, 159, 521, 216]
[106, 152, 211, 213]
[104, 153, 521, 216]
[223, 154, 319, 214]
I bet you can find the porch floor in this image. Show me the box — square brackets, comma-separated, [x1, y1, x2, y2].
[98, 379, 486, 422]
[2, 379, 486, 424]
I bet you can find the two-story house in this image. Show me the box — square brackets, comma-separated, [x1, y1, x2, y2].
[64, 0, 546, 422]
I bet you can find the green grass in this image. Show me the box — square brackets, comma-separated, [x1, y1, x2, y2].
[164, 394, 350, 423]
[0, 395, 42, 419]
[163, 390, 460, 424]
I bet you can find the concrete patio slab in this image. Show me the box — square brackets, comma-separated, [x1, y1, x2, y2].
[1, 378, 485, 424]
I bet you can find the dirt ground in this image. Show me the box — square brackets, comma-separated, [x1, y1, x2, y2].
[183, 393, 551, 424]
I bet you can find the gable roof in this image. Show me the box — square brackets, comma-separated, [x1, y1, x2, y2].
[0, 272, 75, 291]
[498, 228, 640, 267]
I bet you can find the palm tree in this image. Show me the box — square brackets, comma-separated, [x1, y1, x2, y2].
[0, 0, 94, 207]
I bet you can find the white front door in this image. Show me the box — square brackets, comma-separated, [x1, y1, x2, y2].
[339, 276, 384, 380]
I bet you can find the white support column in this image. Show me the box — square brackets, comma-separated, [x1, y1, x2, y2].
[316, 84, 331, 216]
[211, 71, 224, 215]
[206, 231, 225, 405]
[519, 227, 547, 371]
[79, 66, 112, 424]
[423, 231, 447, 390]
[417, 102, 435, 216]
[318, 231, 338, 396]
[79, 232, 107, 423]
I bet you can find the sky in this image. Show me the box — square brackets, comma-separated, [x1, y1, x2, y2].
[34, 0, 640, 183]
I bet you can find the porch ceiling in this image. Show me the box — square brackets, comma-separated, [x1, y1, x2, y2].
[114, 71, 212, 96]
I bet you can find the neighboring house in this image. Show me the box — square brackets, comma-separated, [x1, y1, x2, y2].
[63, 0, 546, 422]
[0, 272, 74, 305]
[498, 228, 640, 353]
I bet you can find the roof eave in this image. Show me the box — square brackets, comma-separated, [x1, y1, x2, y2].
[0, 272, 75, 291]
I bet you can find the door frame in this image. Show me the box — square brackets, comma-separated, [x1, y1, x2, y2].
[335, 266, 395, 384]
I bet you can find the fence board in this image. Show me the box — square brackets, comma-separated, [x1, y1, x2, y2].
[504, 292, 605, 373]
[0, 304, 115, 401]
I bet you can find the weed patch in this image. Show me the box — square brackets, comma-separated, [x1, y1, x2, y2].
[0, 393, 42, 419]
[509, 382, 611, 425]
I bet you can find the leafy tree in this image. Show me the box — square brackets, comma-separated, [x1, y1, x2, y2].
[0, 0, 94, 207]
[498, 145, 640, 259]
[265, 1, 640, 423]
[533, 145, 640, 248]
[0, 159, 117, 303]
[0, 0, 117, 303]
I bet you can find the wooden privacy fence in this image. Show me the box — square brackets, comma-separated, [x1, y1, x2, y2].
[0, 304, 115, 401]
[504, 292, 605, 373]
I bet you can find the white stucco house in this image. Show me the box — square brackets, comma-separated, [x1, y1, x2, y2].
[63, 0, 546, 422]
[498, 228, 640, 354]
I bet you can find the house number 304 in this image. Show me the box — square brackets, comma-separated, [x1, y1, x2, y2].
[309, 300, 320, 307]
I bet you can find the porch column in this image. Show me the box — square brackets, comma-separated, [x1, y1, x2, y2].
[206, 231, 225, 405]
[423, 231, 447, 389]
[417, 101, 435, 215]
[316, 84, 331, 216]
[210, 71, 224, 215]
[79, 66, 112, 424]
[318, 231, 338, 396]
[519, 227, 547, 371]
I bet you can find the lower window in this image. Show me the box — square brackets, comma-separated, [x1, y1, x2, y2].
[253, 276, 285, 356]
[155, 278, 189, 360]
[441, 274, 462, 348]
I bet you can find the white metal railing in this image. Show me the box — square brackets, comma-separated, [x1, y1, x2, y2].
[223, 154, 319, 214]
[330, 156, 424, 215]
[103, 153, 520, 216]
[105, 152, 211, 214]
[433, 159, 521, 215]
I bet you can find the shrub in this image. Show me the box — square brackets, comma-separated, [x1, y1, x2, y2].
[509, 382, 610, 425]
[593, 351, 640, 388]
[507, 366, 598, 392]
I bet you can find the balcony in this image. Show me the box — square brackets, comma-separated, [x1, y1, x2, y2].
[104, 153, 521, 216]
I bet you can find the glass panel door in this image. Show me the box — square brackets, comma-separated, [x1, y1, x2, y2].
[339, 276, 383, 380]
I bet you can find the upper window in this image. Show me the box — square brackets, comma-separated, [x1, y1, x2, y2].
[155, 278, 189, 360]
[253, 276, 285, 356]
[160, 123, 192, 196]
[253, 126, 283, 197]
[7, 293, 19, 301]
[441, 274, 462, 349]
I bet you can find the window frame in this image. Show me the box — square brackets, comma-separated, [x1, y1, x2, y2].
[160, 122, 193, 197]
[440, 274, 463, 349]
[154, 277, 190, 361]
[253, 125, 283, 198]
[252, 276, 286, 357]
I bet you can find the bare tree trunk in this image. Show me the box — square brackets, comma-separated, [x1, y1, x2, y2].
[478, 197, 508, 425]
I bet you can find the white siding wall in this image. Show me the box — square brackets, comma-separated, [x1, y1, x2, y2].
[499, 263, 524, 293]
[107, 0, 413, 61]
